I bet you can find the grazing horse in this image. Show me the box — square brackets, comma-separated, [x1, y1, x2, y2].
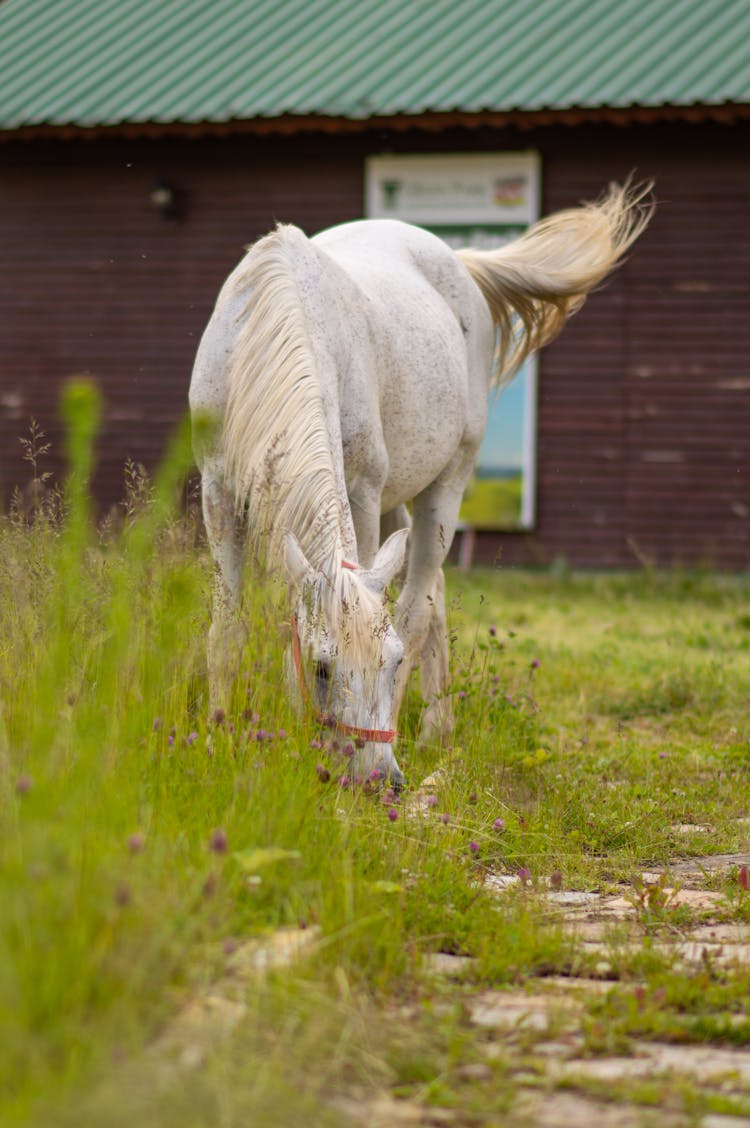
[189, 182, 651, 786]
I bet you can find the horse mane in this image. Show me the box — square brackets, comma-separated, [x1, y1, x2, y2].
[222, 225, 385, 669]
[223, 224, 346, 572]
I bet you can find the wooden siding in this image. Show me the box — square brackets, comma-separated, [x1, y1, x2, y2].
[0, 122, 748, 567]
[0, 135, 364, 514]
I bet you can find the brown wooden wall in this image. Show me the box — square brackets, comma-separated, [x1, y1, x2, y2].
[1, 121, 748, 567]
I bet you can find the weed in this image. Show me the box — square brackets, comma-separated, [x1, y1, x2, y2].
[2, 387, 750, 1122]
[626, 874, 691, 931]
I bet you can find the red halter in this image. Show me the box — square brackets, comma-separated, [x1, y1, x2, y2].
[290, 558, 398, 745]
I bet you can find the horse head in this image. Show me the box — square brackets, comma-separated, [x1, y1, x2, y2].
[282, 528, 408, 788]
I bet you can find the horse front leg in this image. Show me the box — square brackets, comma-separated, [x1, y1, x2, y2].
[382, 507, 452, 743]
[349, 477, 387, 568]
[391, 475, 466, 739]
[201, 459, 247, 712]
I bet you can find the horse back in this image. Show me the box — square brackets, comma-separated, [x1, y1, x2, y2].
[311, 219, 495, 507]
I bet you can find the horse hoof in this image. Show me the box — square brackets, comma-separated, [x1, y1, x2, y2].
[389, 766, 405, 793]
[418, 708, 454, 749]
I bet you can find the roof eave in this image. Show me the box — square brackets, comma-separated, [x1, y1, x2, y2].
[1, 101, 748, 142]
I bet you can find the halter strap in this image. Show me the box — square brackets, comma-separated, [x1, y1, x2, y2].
[290, 613, 397, 745]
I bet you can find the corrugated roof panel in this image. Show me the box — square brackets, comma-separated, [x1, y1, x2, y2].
[573, 3, 719, 107]
[0, 0, 748, 131]
[446, 1, 592, 111]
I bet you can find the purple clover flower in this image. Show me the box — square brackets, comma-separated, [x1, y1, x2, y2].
[114, 882, 131, 907]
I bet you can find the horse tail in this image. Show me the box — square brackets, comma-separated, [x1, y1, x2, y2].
[456, 180, 654, 384]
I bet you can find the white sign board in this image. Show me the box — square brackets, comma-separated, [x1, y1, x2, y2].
[366, 152, 540, 530]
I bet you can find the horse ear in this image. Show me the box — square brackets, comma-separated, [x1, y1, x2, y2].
[362, 527, 409, 595]
[282, 532, 314, 588]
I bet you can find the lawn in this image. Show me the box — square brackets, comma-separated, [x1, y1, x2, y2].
[2, 387, 750, 1125]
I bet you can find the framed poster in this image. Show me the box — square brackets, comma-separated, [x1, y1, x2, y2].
[366, 152, 540, 530]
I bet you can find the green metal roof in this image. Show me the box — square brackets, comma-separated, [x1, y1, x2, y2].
[0, 0, 748, 132]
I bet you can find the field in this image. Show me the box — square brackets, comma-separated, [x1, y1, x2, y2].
[459, 473, 524, 528]
[3, 389, 750, 1126]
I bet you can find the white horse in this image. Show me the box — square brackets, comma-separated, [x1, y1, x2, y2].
[189, 182, 651, 787]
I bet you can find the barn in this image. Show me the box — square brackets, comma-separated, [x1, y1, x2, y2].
[1, 0, 748, 567]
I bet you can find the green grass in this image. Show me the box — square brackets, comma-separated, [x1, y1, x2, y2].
[459, 473, 524, 528]
[2, 385, 750, 1124]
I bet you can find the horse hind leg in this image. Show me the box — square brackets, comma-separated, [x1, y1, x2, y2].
[419, 567, 454, 745]
[201, 459, 247, 712]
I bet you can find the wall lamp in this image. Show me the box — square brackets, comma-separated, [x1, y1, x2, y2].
[149, 178, 182, 220]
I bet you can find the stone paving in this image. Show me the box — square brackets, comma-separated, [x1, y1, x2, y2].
[410, 814, 750, 1124]
[127, 802, 750, 1126]
[153, 925, 321, 1069]
[417, 842, 750, 1126]
[149, 852, 750, 1126]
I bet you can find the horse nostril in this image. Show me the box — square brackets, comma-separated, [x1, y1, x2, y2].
[314, 660, 330, 683]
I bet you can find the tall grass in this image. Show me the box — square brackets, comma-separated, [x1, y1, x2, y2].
[2, 383, 750, 1123]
